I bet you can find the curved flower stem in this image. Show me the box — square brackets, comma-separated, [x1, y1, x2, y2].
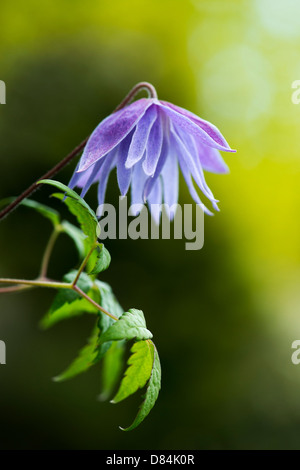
[40, 226, 62, 279]
[113, 81, 158, 112]
[0, 81, 158, 222]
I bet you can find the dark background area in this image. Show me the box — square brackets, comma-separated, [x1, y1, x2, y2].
[1, 0, 300, 450]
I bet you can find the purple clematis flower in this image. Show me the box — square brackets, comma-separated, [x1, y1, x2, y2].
[69, 97, 235, 221]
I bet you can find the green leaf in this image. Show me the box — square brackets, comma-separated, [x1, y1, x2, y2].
[52, 192, 98, 248]
[99, 341, 125, 401]
[0, 197, 60, 226]
[89, 244, 111, 275]
[53, 280, 124, 382]
[40, 291, 97, 329]
[21, 199, 61, 226]
[54, 323, 100, 382]
[60, 220, 86, 260]
[40, 181, 111, 277]
[39, 180, 100, 247]
[95, 279, 123, 330]
[99, 309, 153, 344]
[93, 280, 123, 360]
[47, 271, 93, 315]
[121, 340, 161, 431]
[112, 340, 154, 404]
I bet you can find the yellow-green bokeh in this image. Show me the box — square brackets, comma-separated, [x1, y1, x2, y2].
[1, 0, 300, 450]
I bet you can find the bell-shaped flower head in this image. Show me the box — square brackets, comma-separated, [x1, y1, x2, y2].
[69, 86, 235, 222]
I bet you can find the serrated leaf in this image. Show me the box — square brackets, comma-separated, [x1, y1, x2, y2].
[0, 197, 60, 226]
[94, 280, 123, 360]
[89, 243, 111, 275]
[54, 323, 100, 382]
[95, 280, 123, 330]
[39, 180, 100, 248]
[121, 341, 161, 431]
[112, 340, 154, 404]
[99, 340, 125, 401]
[60, 220, 86, 259]
[53, 280, 125, 382]
[99, 309, 153, 344]
[52, 192, 98, 248]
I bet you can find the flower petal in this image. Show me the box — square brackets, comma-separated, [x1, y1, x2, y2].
[143, 106, 164, 176]
[78, 98, 153, 172]
[176, 129, 217, 199]
[125, 105, 157, 169]
[197, 145, 229, 174]
[130, 160, 148, 215]
[117, 132, 133, 196]
[170, 131, 213, 216]
[159, 101, 235, 152]
[171, 125, 219, 210]
[160, 100, 235, 152]
[69, 162, 94, 189]
[96, 151, 117, 210]
[80, 158, 106, 198]
[143, 131, 169, 201]
[161, 154, 179, 220]
[147, 178, 163, 224]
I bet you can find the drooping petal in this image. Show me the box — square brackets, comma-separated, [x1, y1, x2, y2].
[68, 162, 94, 189]
[159, 102, 235, 153]
[116, 132, 133, 196]
[147, 177, 163, 224]
[170, 131, 213, 216]
[143, 106, 164, 176]
[161, 153, 179, 220]
[78, 98, 153, 172]
[96, 151, 117, 210]
[80, 158, 105, 198]
[197, 144, 229, 174]
[125, 105, 157, 169]
[175, 128, 217, 201]
[130, 160, 148, 216]
[160, 100, 235, 152]
[171, 125, 219, 210]
[143, 131, 169, 201]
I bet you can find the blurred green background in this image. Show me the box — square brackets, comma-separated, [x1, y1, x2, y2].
[1, 0, 300, 450]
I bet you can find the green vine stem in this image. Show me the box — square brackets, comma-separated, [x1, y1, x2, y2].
[0, 276, 118, 321]
[39, 225, 62, 279]
[71, 243, 96, 286]
[0, 229, 118, 322]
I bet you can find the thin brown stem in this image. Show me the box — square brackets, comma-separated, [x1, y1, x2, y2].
[73, 285, 118, 321]
[0, 138, 88, 221]
[113, 81, 158, 112]
[0, 284, 34, 294]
